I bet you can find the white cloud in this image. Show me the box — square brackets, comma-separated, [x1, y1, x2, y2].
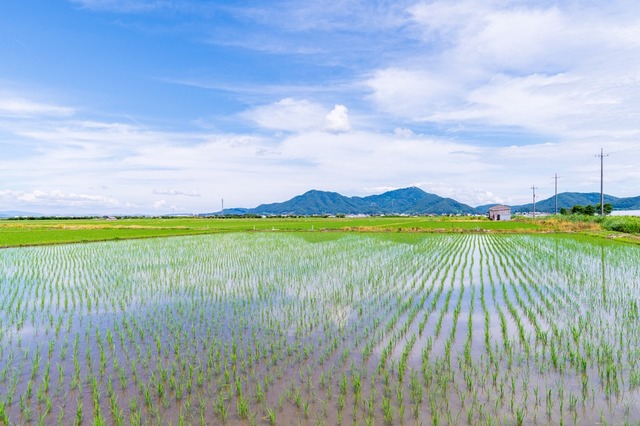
[365, 0, 640, 143]
[153, 200, 166, 209]
[0, 189, 134, 211]
[426, 73, 585, 132]
[393, 128, 415, 138]
[366, 68, 459, 118]
[411, 182, 506, 206]
[276, 130, 490, 191]
[0, 97, 74, 118]
[409, 2, 582, 72]
[241, 98, 325, 132]
[2, 108, 639, 213]
[152, 189, 201, 197]
[324, 104, 351, 133]
[242, 99, 353, 134]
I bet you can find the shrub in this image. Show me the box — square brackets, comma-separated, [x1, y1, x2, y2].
[602, 217, 640, 234]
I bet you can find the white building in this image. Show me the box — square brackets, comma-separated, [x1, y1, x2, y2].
[488, 205, 511, 221]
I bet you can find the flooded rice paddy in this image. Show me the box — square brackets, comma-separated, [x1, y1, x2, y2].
[1, 233, 640, 425]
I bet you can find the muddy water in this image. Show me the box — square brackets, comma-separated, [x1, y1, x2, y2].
[0, 233, 639, 425]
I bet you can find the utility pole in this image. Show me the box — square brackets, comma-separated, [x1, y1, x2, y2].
[554, 173, 559, 215]
[531, 185, 538, 218]
[596, 148, 608, 216]
[221, 198, 224, 216]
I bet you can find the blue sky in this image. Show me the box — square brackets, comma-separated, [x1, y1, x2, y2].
[1, 0, 640, 214]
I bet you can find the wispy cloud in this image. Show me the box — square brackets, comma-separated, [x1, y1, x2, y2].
[0, 97, 74, 117]
[152, 189, 201, 197]
[0, 189, 134, 210]
[69, 0, 195, 13]
[164, 77, 360, 103]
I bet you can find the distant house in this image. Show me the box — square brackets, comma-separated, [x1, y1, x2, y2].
[488, 205, 511, 221]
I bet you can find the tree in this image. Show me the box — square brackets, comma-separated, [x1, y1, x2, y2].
[570, 205, 585, 215]
[584, 205, 596, 216]
[605, 203, 613, 215]
[560, 207, 567, 215]
[596, 203, 613, 215]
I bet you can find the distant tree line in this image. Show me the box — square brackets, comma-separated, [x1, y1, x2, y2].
[560, 203, 613, 216]
[7, 216, 101, 220]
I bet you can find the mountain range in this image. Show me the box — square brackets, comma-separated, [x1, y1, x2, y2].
[206, 187, 640, 216]
[505, 192, 621, 214]
[207, 187, 476, 216]
[3, 188, 640, 218]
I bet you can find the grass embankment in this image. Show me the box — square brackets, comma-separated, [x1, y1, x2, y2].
[1, 214, 639, 248]
[537, 215, 640, 244]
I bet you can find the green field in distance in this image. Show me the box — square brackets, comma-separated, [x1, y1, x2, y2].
[0, 216, 544, 248]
